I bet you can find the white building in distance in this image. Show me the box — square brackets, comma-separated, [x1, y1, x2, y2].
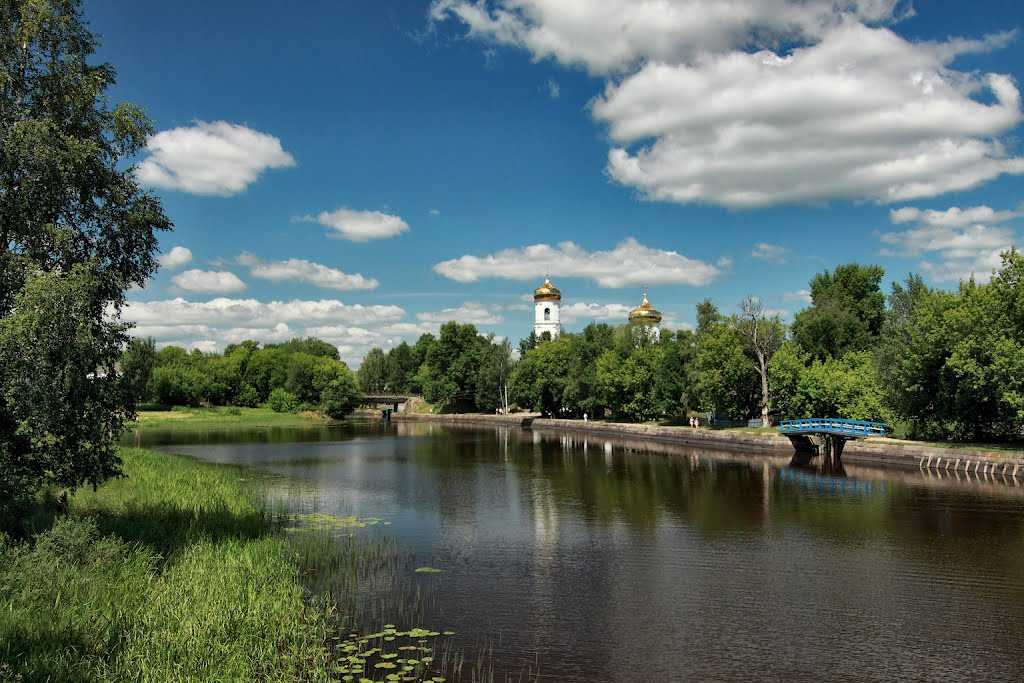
[533, 277, 561, 339]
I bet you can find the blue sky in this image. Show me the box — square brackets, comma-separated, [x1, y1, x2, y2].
[88, 0, 1024, 365]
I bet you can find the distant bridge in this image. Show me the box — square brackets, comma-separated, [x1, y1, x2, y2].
[361, 394, 421, 415]
[779, 418, 890, 463]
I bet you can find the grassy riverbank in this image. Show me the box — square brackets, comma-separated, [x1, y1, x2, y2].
[0, 446, 468, 682]
[0, 448, 335, 681]
[132, 405, 333, 429]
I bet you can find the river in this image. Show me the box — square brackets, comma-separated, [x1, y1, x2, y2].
[128, 420, 1024, 681]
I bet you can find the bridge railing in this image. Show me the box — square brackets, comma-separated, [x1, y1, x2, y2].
[778, 418, 890, 438]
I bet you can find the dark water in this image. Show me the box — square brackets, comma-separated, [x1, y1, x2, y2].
[128, 421, 1024, 681]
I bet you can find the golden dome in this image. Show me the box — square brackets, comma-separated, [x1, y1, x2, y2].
[533, 277, 561, 301]
[628, 291, 662, 324]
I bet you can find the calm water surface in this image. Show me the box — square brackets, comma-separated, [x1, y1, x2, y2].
[128, 421, 1024, 681]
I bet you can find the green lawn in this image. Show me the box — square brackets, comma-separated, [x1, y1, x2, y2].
[131, 405, 332, 430]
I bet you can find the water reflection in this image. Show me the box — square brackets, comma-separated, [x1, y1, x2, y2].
[138, 421, 1024, 681]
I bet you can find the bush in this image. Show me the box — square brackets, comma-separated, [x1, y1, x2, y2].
[322, 374, 362, 419]
[234, 384, 260, 408]
[267, 388, 298, 413]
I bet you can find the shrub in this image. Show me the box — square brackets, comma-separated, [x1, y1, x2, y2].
[234, 384, 260, 408]
[267, 388, 298, 413]
[322, 374, 362, 419]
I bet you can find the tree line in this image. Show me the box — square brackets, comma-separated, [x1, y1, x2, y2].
[121, 337, 361, 419]
[354, 252, 1024, 444]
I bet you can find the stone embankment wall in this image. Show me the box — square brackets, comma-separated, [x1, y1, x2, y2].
[392, 413, 1024, 476]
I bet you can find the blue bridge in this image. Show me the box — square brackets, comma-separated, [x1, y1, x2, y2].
[778, 418, 890, 463]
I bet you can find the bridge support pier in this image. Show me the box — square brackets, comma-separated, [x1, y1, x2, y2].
[820, 434, 847, 466]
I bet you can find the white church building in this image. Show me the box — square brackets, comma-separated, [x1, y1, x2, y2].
[532, 277, 662, 339]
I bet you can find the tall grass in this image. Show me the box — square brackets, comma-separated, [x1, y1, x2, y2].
[1, 448, 513, 682]
[0, 448, 332, 682]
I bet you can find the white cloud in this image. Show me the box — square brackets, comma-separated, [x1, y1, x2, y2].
[124, 297, 408, 366]
[124, 297, 404, 328]
[186, 340, 220, 354]
[593, 24, 1023, 208]
[784, 289, 813, 304]
[158, 246, 193, 269]
[171, 269, 247, 293]
[238, 253, 378, 291]
[434, 238, 721, 287]
[299, 208, 410, 242]
[431, 0, 905, 75]
[889, 205, 1022, 227]
[416, 302, 504, 325]
[559, 302, 632, 324]
[137, 121, 295, 196]
[878, 205, 1017, 283]
[430, 208, 441, 215]
[545, 78, 560, 98]
[751, 243, 790, 263]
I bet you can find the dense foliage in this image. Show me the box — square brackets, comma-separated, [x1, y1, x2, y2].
[510, 324, 694, 420]
[358, 323, 512, 413]
[1, 0, 172, 524]
[123, 337, 360, 417]
[876, 252, 1024, 440]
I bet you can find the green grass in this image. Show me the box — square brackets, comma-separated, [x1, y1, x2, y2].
[0, 448, 488, 682]
[0, 448, 333, 682]
[131, 406, 331, 430]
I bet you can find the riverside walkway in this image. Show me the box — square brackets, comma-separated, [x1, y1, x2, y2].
[779, 418, 890, 464]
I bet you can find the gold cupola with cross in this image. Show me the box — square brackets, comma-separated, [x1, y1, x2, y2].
[628, 289, 662, 338]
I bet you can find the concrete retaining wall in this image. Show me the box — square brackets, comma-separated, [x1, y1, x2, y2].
[392, 413, 1024, 475]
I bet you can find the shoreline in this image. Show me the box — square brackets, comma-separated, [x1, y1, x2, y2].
[394, 412, 1024, 477]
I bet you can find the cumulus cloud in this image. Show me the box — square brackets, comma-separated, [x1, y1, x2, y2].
[784, 289, 813, 304]
[124, 297, 404, 328]
[238, 253, 378, 291]
[889, 205, 1022, 228]
[751, 243, 790, 263]
[158, 246, 193, 269]
[171, 269, 246, 293]
[416, 302, 504, 325]
[878, 204, 1017, 283]
[137, 121, 295, 196]
[298, 208, 410, 241]
[559, 302, 632, 324]
[124, 297, 408, 365]
[545, 79, 560, 98]
[593, 24, 1024, 208]
[430, 0, 906, 75]
[434, 238, 721, 287]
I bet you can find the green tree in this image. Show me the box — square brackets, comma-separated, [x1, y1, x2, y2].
[419, 322, 489, 412]
[321, 373, 361, 419]
[357, 347, 388, 393]
[1, 0, 171, 523]
[385, 341, 417, 393]
[769, 345, 888, 422]
[243, 347, 289, 401]
[694, 320, 759, 420]
[792, 263, 886, 360]
[267, 337, 339, 360]
[509, 334, 577, 416]
[518, 330, 539, 357]
[475, 338, 513, 413]
[119, 337, 157, 405]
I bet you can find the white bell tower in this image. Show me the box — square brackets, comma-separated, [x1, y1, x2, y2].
[533, 277, 561, 340]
